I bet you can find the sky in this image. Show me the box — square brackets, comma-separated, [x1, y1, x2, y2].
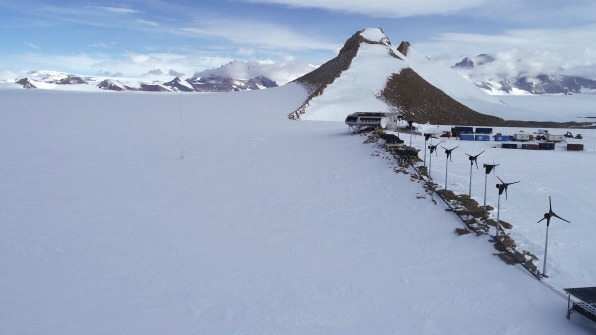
[1, 0, 596, 83]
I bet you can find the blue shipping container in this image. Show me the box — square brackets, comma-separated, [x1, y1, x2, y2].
[494, 135, 510, 141]
[460, 134, 475, 141]
[475, 135, 490, 141]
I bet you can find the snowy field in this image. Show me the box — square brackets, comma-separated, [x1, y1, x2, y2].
[2, 83, 596, 334]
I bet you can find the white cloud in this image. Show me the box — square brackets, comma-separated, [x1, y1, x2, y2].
[92, 6, 140, 14]
[0, 52, 207, 79]
[0, 50, 315, 84]
[193, 58, 315, 84]
[180, 19, 340, 52]
[416, 24, 596, 79]
[136, 19, 159, 27]
[240, 0, 490, 17]
[237, 48, 256, 56]
[90, 41, 118, 49]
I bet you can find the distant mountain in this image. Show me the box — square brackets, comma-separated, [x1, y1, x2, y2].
[452, 54, 495, 69]
[452, 55, 596, 94]
[185, 75, 277, 92]
[11, 70, 278, 93]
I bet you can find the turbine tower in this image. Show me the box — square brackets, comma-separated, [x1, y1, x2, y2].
[465, 150, 484, 197]
[427, 140, 442, 179]
[537, 196, 570, 277]
[483, 163, 499, 212]
[495, 176, 519, 238]
[442, 145, 459, 190]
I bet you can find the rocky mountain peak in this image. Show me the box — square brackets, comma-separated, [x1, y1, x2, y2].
[397, 41, 411, 56]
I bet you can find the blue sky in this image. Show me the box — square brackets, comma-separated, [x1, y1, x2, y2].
[2, 0, 596, 82]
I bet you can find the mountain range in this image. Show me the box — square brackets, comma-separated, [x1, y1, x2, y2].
[13, 68, 278, 93]
[6, 28, 595, 129]
[452, 54, 596, 94]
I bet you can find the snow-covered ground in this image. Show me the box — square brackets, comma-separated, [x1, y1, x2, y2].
[2, 81, 596, 334]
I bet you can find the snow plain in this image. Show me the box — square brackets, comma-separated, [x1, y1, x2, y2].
[2, 83, 596, 334]
[2, 27, 596, 333]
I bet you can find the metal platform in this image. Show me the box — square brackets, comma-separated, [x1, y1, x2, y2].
[564, 287, 596, 323]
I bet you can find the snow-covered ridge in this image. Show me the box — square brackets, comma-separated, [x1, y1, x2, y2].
[292, 28, 511, 126]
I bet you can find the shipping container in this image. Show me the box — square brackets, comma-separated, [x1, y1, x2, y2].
[513, 133, 533, 141]
[475, 135, 490, 141]
[538, 142, 555, 150]
[522, 143, 539, 150]
[545, 133, 565, 142]
[494, 135, 510, 141]
[475, 127, 493, 134]
[567, 143, 584, 151]
[502, 143, 518, 149]
[460, 134, 475, 141]
[452, 126, 474, 134]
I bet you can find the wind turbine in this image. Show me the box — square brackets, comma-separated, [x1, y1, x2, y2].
[407, 120, 415, 146]
[495, 176, 520, 238]
[483, 163, 499, 212]
[442, 145, 459, 190]
[396, 114, 404, 138]
[537, 196, 570, 277]
[427, 140, 442, 179]
[465, 150, 484, 197]
[423, 133, 437, 168]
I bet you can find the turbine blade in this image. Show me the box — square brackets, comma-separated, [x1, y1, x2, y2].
[537, 217, 546, 223]
[549, 196, 552, 212]
[553, 213, 570, 223]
